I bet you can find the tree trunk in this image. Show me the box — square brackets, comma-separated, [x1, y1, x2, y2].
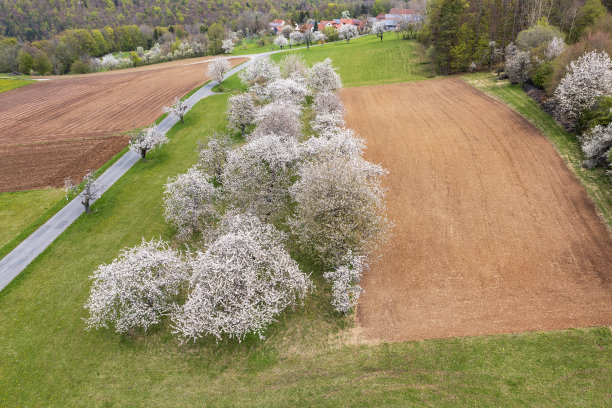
[180, 115, 184, 124]
[140, 148, 147, 161]
[241, 124, 245, 138]
[83, 198, 90, 214]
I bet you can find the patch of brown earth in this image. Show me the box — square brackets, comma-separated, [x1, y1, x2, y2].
[341, 78, 612, 342]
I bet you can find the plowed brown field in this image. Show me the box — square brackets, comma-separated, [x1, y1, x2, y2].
[0, 56, 247, 192]
[342, 78, 612, 342]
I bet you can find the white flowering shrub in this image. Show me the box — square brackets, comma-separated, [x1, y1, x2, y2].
[100, 54, 120, 69]
[227, 93, 256, 137]
[172, 213, 312, 342]
[263, 76, 310, 105]
[300, 128, 365, 161]
[290, 154, 390, 267]
[323, 252, 367, 313]
[505, 50, 531, 84]
[372, 21, 386, 41]
[222, 134, 301, 221]
[163, 96, 189, 124]
[554, 51, 612, 128]
[582, 123, 612, 169]
[339, 24, 358, 43]
[239, 55, 280, 86]
[64, 171, 102, 214]
[129, 125, 168, 161]
[279, 54, 308, 79]
[84, 239, 189, 334]
[163, 166, 220, 238]
[313, 31, 326, 44]
[290, 31, 304, 47]
[308, 58, 342, 93]
[274, 35, 289, 49]
[311, 111, 345, 133]
[313, 91, 344, 116]
[198, 132, 233, 180]
[545, 37, 566, 60]
[208, 58, 231, 83]
[222, 39, 234, 54]
[253, 101, 302, 140]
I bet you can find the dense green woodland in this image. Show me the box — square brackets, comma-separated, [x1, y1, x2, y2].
[0, 0, 389, 41]
[419, 0, 612, 74]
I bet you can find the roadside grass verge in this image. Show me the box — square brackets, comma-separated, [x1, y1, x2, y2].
[1, 92, 612, 407]
[0, 77, 35, 93]
[463, 72, 612, 230]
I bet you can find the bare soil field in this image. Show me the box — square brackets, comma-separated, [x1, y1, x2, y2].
[342, 78, 612, 342]
[0, 56, 247, 192]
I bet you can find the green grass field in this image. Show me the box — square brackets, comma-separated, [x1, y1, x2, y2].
[1, 37, 611, 407]
[0, 77, 35, 93]
[0, 189, 65, 249]
[1, 93, 611, 407]
[463, 73, 612, 230]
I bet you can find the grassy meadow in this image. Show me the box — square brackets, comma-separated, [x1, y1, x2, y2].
[0, 37, 611, 407]
[0, 77, 35, 93]
[463, 73, 612, 230]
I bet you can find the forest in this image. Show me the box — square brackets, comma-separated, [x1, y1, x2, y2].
[0, 0, 390, 41]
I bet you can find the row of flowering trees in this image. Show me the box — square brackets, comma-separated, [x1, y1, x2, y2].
[82, 55, 391, 343]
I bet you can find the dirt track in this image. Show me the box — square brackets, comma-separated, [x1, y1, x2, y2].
[0, 56, 247, 192]
[342, 78, 612, 342]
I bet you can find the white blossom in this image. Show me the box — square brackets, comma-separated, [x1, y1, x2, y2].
[300, 128, 365, 161]
[554, 51, 612, 127]
[172, 213, 312, 342]
[279, 54, 308, 79]
[129, 125, 168, 161]
[163, 166, 220, 238]
[545, 37, 566, 60]
[252, 101, 302, 140]
[239, 55, 281, 100]
[339, 24, 358, 43]
[208, 58, 231, 83]
[313, 31, 326, 44]
[308, 58, 342, 93]
[290, 154, 390, 266]
[582, 123, 612, 169]
[505, 50, 531, 84]
[311, 111, 345, 133]
[263, 76, 310, 105]
[64, 171, 102, 214]
[323, 252, 367, 313]
[163, 96, 189, 124]
[222, 39, 234, 54]
[222, 134, 301, 221]
[313, 91, 344, 116]
[274, 35, 289, 49]
[84, 238, 189, 334]
[198, 132, 233, 180]
[227, 93, 256, 137]
[290, 31, 304, 46]
[239, 55, 281, 86]
[372, 21, 386, 41]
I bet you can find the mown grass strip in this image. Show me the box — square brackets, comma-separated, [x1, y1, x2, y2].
[463, 73, 612, 230]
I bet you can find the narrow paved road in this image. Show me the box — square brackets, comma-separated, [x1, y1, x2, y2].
[0, 57, 254, 292]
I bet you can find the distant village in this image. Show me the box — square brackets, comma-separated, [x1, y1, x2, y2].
[269, 8, 423, 35]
